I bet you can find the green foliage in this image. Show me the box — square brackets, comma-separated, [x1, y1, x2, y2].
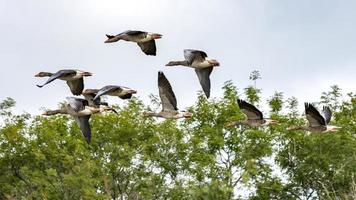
[0, 80, 355, 199]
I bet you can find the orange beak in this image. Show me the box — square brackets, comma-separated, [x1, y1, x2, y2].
[152, 33, 162, 39]
[208, 60, 220, 66]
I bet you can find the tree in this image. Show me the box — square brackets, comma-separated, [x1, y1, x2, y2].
[0, 79, 355, 199]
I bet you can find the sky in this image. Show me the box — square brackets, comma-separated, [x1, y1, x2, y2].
[0, 0, 355, 115]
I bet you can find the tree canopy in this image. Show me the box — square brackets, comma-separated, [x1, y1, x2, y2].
[1, 76, 355, 199]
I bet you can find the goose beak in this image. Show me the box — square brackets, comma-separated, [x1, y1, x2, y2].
[82, 72, 93, 77]
[208, 60, 220, 67]
[129, 89, 137, 94]
[152, 33, 162, 39]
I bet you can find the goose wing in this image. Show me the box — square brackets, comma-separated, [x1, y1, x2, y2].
[137, 40, 157, 56]
[322, 106, 332, 124]
[66, 78, 84, 95]
[305, 103, 326, 126]
[158, 71, 177, 111]
[237, 99, 263, 120]
[93, 85, 122, 101]
[82, 93, 102, 107]
[67, 97, 88, 112]
[184, 49, 208, 65]
[36, 70, 76, 88]
[119, 93, 133, 100]
[75, 115, 91, 143]
[124, 30, 147, 36]
[195, 67, 213, 98]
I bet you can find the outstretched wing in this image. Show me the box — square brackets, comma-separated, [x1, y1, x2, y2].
[158, 71, 177, 111]
[237, 99, 263, 120]
[93, 86, 122, 101]
[184, 49, 208, 65]
[195, 67, 213, 98]
[66, 97, 88, 112]
[322, 106, 332, 124]
[305, 103, 326, 126]
[66, 78, 84, 95]
[137, 40, 157, 56]
[75, 115, 91, 144]
[36, 70, 76, 88]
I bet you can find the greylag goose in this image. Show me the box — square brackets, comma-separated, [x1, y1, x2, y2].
[82, 89, 108, 107]
[229, 99, 278, 127]
[35, 69, 92, 95]
[143, 71, 192, 119]
[288, 103, 341, 132]
[83, 85, 137, 102]
[165, 49, 219, 98]
[104, 30, 162, 56]
[42, 97, 114, 143]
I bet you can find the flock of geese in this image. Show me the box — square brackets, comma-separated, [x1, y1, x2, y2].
[34, 30, 341, 143]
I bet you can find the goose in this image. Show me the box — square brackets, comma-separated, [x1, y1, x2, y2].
[288, 103, 341, 132]
[104, 30, 162, 56]
[82, 89, 109, 107]
[229, 99, 278, 127]
[165, 49, 220, 98]
[143, 71, 192, 119]
[81, 89, 118, 114]
[35, 69, 92, 95]
[42, 97, 114, 143]
[83, 85, 137, 102]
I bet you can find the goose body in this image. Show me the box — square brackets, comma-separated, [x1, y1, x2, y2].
[143, 71, 192, 119]
[42, 97, 113, 143]
[229, 99, 278, 127]
[165, 49, 219, 98]
[104, 30, 162, 56]
[288, 103, 341, 133]
[86, 85, 137, 102]
[35, 69, 92, 95]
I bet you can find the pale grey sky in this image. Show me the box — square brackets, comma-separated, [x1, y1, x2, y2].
[1, 0, 355, 115]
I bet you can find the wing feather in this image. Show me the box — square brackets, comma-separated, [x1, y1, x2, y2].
[195, 67, 213, 98]
[158, 71, 177, 111]
[184, 49, 207, 65]
[305, 103, 326, 126]
[137, 40, 157, 56]
[237, 99, 263, 120]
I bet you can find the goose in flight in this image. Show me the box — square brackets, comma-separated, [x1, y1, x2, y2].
[104, 30, 162, 56]
[35, 69, 92, 95]
[83, 85, 137, 102]
[81, 89, 119, 115]
[42, 97, 114, 143]
[288, 103, 341, 132]
[165, 49, 220, 98]
[229, 99, 278, 127]
[143, 71, 192, 119]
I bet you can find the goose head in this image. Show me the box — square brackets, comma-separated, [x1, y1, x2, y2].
[265, 119, 278, 125]
[121, 87, 137, 95]
[183, 112, 193, 118]
[104, 34, 120, 43]
[326, 125, 342, 132]
[77, 70, 93, 77]
[82, 88, 99, 95]
[181, 111, 193, 119]
[35, 72, 53, 77]
[149, 33, 163, 39]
